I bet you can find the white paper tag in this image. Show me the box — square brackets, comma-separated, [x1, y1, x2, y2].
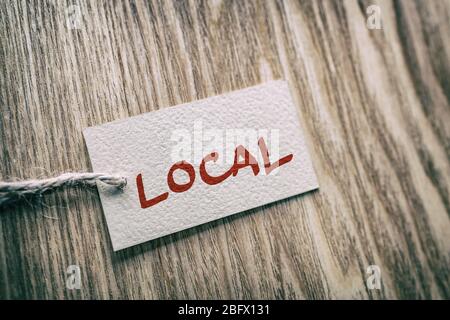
[84, 80, 319, 251]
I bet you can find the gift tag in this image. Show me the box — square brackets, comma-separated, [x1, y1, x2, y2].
[84, 80, 319, 250]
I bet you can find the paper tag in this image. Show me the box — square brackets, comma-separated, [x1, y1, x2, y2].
[84, 80, 319, 251]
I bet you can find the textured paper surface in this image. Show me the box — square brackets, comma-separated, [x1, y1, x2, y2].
[84, 80, 319, 251]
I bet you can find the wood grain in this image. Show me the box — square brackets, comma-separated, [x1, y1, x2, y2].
[1, 0, 449, 299]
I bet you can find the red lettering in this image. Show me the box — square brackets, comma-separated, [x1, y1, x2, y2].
[167, 161, 196, 193]
[136, 137, 294, 209]
[136, 173, 169, 209]
[200, 152, 233, 185]
[258, 137, 293, 175]
[231, 145, 260, 177]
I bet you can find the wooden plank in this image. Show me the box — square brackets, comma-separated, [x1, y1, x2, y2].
[0, 0, 449, 299]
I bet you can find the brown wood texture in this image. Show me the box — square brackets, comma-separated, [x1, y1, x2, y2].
[0, 0, 449, 299]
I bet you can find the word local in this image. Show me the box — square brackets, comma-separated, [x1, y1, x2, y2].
[136, 137, 294, 208]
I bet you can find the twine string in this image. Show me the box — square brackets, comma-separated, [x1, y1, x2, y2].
[0, 173, 127, 206]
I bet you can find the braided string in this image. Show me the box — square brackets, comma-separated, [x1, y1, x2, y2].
[0, 173, 126, 206]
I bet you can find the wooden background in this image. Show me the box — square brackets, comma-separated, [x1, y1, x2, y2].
[0, 0, 449, 299]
